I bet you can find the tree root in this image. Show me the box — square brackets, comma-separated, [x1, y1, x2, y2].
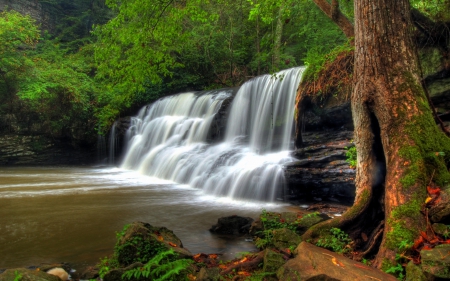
[353, 221, 384, 261]
[220, 252, 264, 275]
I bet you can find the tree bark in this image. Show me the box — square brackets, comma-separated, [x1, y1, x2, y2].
[304, 0, 450, 268]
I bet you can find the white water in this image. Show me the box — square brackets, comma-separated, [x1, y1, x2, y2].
[120, 67, 305, 201]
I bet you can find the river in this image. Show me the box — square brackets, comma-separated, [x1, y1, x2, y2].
[0, 166, 295, 270]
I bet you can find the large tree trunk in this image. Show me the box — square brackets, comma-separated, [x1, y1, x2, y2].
[303, 0, 450, 269]
[352, 0, 449, 267]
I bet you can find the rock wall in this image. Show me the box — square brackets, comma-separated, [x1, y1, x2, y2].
[0, 0, 54, 32]
[0, 134, 95, 165]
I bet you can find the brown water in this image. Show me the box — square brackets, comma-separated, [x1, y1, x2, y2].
[0, 166, 294, 270]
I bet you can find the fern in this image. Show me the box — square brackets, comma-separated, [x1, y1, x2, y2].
[122, 249, 193, 281]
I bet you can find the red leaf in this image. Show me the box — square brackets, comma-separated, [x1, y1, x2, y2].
[412, 236, 424, 251]
[427, 185, 441, 196]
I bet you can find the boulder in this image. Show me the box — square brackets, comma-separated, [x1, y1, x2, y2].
[405, 261, 428, 281]
[429, 191, 450, 224]
[209, 215, 254, 235]
[271, 228, 302, 251]
[103, 262, 143, 281]
[196, 267, 221, 281]
[285, 130, 356, 204]
[262, 249, 286, 273]
[277, 242, 398, 281]
[116, 221, 192, 266]
[297, 213, 331, 233]
[421, 244, 450, 279]
[0, 269, 61, 281]
[45, 268, 68, 281]
[432, 223, 450, 237]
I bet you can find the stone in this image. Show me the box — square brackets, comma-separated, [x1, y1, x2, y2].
[0, 268, 61, 281]
[79, 267, 99, 280]
[285, 130, 356, 204]
[432, 223, 450, 238]
[262, 249, 286, 273]
[196, 267, 221, 281]
[421, 244, 450, 279]
[277, 242, 398, 281]
[405, 261, 427, 281]
[116, 221, 192, 266]
[429, 191, 450, 224]
[209, 215, 254, 235]
[103, 262, 144, 281]
[271, 228, 302, 251]
[297, 213, 330, 233]
[45, 268, 68, 281]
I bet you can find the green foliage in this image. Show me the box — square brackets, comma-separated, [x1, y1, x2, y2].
[384, 263, 405, 280]
[345, 145, 357, 168]
[316, 228, 352, 254]
[303, 40, 354, 82]
[122, 248, 193, 281]
[411, 0, 450, 21]
[13, 270, 22, 281]
[242, 271, 277, 281]
[259, 209, 297, 232]
[98, 255, 120, 279]
[0, 10, 40, 89]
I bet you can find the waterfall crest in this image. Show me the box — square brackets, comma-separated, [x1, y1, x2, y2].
[120, 67, 305, 201]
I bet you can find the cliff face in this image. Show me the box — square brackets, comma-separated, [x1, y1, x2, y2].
[0, 0, 54, 32]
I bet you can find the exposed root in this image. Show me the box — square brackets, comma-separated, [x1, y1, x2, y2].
[220, 252, 264, 275]
[353, 221, 384, 261]
[298, 49, 353, 105]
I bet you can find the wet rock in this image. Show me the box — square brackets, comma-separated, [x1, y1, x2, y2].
[45, 268, 68, 281]
[196, 267, 221, 281]
[209, 215, 254, 235]
[262, 249, 286, 273]
[103, 262, 143, 281]
[271, 228, 301, 251]
[79, 267, 99, 280]
[432, 223, 450, 237]
[285, 130, 356, 204]
[421, 244, 450, 279]
[116, 221, 192, 266]
[277, 242, 398, 281]
[429, 191, 450, 224]
[297, 213, 331, 233]
[0, 268, 61, 281]
[405, 261, 428, 281]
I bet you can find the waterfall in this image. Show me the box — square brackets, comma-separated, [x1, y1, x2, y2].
[108, 121, 118, 165]
[120, 67, 305, 201]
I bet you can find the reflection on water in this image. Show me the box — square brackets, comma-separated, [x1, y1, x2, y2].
[0, 167, 294, 269]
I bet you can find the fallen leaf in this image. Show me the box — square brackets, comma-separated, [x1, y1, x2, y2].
[331, 257, 345, 267]
[361, 232, 368, 242]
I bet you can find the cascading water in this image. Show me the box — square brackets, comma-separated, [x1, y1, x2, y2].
[108, 121, 118, 165]
[120, 67, 304, 201]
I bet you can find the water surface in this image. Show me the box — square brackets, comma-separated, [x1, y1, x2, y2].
[0, 166, 294, 269]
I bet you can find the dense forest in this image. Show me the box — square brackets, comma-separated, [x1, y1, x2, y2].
[0, 0, 447, 140]
[0, 0, 351, 145]
[1, 0, 450, 279]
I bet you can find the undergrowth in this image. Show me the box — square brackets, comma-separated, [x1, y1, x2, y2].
[316, 227, 352, 254]
[122, 248, 193, 281]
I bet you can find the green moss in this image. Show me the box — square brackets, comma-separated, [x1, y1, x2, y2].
[386, 200, 422, 250]
[381, 258, 397, 273]
[398, 145, 424, 188]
